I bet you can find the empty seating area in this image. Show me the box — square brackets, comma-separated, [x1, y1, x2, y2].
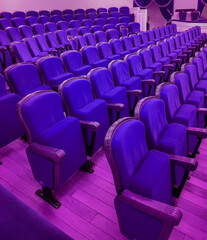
[1, 3, 207, 240]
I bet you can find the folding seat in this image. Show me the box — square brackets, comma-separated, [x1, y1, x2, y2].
[4, 63, 50, 97]
[138, 49, 165, 85]
[84, 33, 96, 46]
[107, 17, 119, 25]
[75, 13, 85, 21]
[119, 16, 130, 24]
[45, 22, 57, 33]
[38, 15, 50, 24]
[91, 25, 103, 33]
[94, 18, 106, 27]
[34, 34, 57, 55]
[0, 30, 13, 68]
[51, 15, 62, 23]
[25, 16, 38, 26]
[97, 8, 107, 14]
[167, 25, 175, 36]
[121, 36, 140, 53]
[110, 39, 131, 59]
[61, 50, 92, 76]
[74, 9, 85, 15]
[59, 77, 110, 155]
[39, 10, 50, 17]
[87, 67, 129, 122]
[94, 31, 107, 43]
[11, 17, 26, 28]
[78, 26, 90, 35]
[159, 27, 167, 40]
[66, 28, 78, 37]
[74, 35, 87, 50]
[63, 14, 74, 22]
[19, 25, 34, 38]
[153, 28, 165, 42]
[139, 32, 154, 46]
[106, 29, 119, 40]
[65, 34, 77, 50]
[63, 9, 73, 15]
[86, 8, 96, 14]
[86, 13, 97, 20]
[56, 21, 69, 31]
[196, 51, 207, 72]
[51, 10, 62, 16]
[103, 24, 116, 32]
[147, 30, 158, 44]
[81, 46, 109, 68]
[69, 19, 81, 29]
[108, 7, 118, 13]
[6, 27, 23, 42]
[0, 18, 12, 30]
[55, 30, 70, 50]
[32, 23, 45, 35]
[120, 6, 130, 16]
[99, 12, 109, 19]
[163, 26, 171, 38]
[116, 23, 128, 36]
[0, 12, 13, 19]
[36, 56, 74, 89]
[104, 117, 184, 240]
[134, 97, 199, 191]
[26, 11, 38, 18]
[191, 56, 207, 80]
[125, 53, 156, 96]
[13, 11, 26, 19]
[45, 32, 65, 56]
[82, 19, 93, 28]
[0, 74, 24, 148]
[110, 12, 121, 18]
[173, 35, 189, 58]
[188, 28, 202, 48]
[109, 60, 143, 114]
[128, 22, 140, 34]
[24, 38, 48, 58]
[17, 90, 90, 208]
[179, 33, 195, 56]
[130, 34, 147, 49]
[10, 42, 40, 63]
[97, 42, 121, 62]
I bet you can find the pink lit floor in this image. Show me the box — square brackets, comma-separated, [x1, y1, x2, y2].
[0, 138, 207, 240]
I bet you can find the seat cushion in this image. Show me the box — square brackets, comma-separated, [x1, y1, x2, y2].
[73, 65, 93, 76]
[92, 59, 109, 68]
[168, 52, 177, 60]
[201, 71, 207, 80]
[196, 80, 207, 94]
[22, 85, 50, 97]
[131, 149, 172, 205]
[47, 73, 74, 87]
[137, 69, 153, 79]
[186, 90, 204, 108]
[107, 55, 121, 61]
[150, 62, 162, 72]
[121, 76, 141, 90]
[159, 57, 170, 65]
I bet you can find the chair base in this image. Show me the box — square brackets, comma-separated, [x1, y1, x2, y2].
[36, 187, 61, 209]
[80, 160, 94, 173]
[172, 170, 189, 198]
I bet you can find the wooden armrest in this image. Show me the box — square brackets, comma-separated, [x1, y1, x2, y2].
[163, 64, 174, 70]
[80, 120, 100, 132]
[141, 79, 156, 85]
[187, 127, 207, 138]
[107, 103, 125, 112]
[127, 89, 142, 97]
[169, 154, 198, 171]
[197, 108, 207, 115]
[153, 71, 165, 77]
[178, 54, 187, 59]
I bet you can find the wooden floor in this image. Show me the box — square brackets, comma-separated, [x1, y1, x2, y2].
[0, 138, 207, 240]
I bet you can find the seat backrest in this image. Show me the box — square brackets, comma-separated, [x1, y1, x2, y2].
[91, 25, 103, 33]
[94, 18, 106, 27]
[19, 25, 33, 38]
[51, 15, 62, 23]
[107, 17, 119, 25]
[39, 10, 50, 17]
[0, 18, 12, 30]
[174, 35, 181, 49]
[69, 20, 81, 29]
[97, 8, 107, 14]
[51, 10, 62, 16]
[84, 33, 96, 46]
[140, 32, 149, 44]
[88, 67, 115, 98]
[82, 19, 93, 28]
[150, 45, 162, 62]
[153, 29, 160, 40]
[45, 32, 59, 47]
[11, 42, 33, 62]
[106, 29, 119, 40]
[108, 7, 118, 13]
[63, 9, 73, 15]
[75, 13, 85, 21]
[0, 30, 11, 46]
[38, 15, 50, 24]
[57, 21, 69, 31]
[25, 16, 38, 26]
[159, 41, 169, 57]
[11, 17, 26, 28]
[119, 16, 130, 24]
[164, 26, 170, 36]
[4, 63, 44, 97]
[45, 22, 57, 33]
[110, 39, 124, 54]
[34, 34, 50, 51]
[166, 38, 175, 53]
[128, 22, 140, 34]
[0, 73, 8, 96]
[63, 14, 74, 22]
[24, 37, 41, 57]
[81, 46, 100, 65]
[86, 13, 98, 21]
[0, 12, 13, 19]
[26, 11, 38, 18]
[61, 50, 84, 72]
[13, 11, 26, 18]
[32, 23, 45, 35]
[97, 42, 113, 59]
[197, 51, 207, 71]
[110, 12, 121, 18]
[134, 97, 168, 149]
[156, 83, 181, 123]
[67, 28, 78, 37]
[99, 12, 109, 19]
[120, 6, 130, 15]
[139, 49, 153, 68]
[78, 26, 90, 35]
[55, 30, 68, 45]
[95, 31, 107, 43]
[74, 9, 85, 15]
[75, 35, 87, 50]
[121, 36, 133, 51]
[159, 27, 165, 38]
[86, 8, 96, 14]
[130, 34, 141, 47]
[182, 63, 199, 90]
[6, 27, 22, 41]
[103, 24, 116, 31]
[192, 57, 204, 79]
[125, 53, 144, 76]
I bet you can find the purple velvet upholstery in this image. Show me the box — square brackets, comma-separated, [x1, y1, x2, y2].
[106, 29, 119, 41]
[32, 23, 45, 35]
[97, 42, 121, 61]
[121, 36, 140, 53]
[19, 25, 34, 38]
[84, 33, 96, 46]
[110, 39, 131, 59]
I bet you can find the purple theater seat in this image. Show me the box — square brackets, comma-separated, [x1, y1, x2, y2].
[87, 67, 129, 123]
[45, 22, 57, 33]
[55, 30, 70, 50]
[196, 51, 207, 72]
[19, 25, 33, 38]
[24, 38, 49, 58]
[110, 12, 121, 18]
[78, 26, 90, 35]
[0, 30, 13, 68]
[0, 184, 73, 240]
[34, 34, 57, 55]
[164, 25, 171, 37]
[45, 32, 65, 56]
[57, 21, 69, 31]
[0, 18, 12, 30]
[110, 39, 131, 59]
[17, 90, 89, 207]
[97, 42, 121, 61]
[6, 27, 23, 42]
[108, 7, 118, 13]
[81, 46, 109, 68]
[82, 19, 93, 28]
[106, 29, 119, 40]
[38, 15, 50, 24]
[74, 35, 87, 50]
[191, 56, 207, 80]
[104, 118, 182, 239]
[121, 36, 140, 53]
[4, 63, 50, 97]
[75, 13, 85, 21]
[69, 19, 81, 29]
[59, 77, 110, 155]
[125, 53, 156, 96]
[109, 60, 142, 114]
[91, 25, 103, 33]
[94, 31, 107, 43]
[119, 16, 130, 24]
[107, 17, 118, 25]
[63, 9, 73, 15]
[86, 8, 96, 14]
[86, 12, 98, 20]
[159, 27, 167, 39]
[94, 18, 106, 27]
[119, 6, 130, 16]
[97, 8, 107, 14]
[153, 28, 164, 42]
[128, 22, 140, 34]
[25, 16, 38, 26]
[13, 11, 26, 18]
[130, 34, 147, 49]
[173, 35, 189, 58]
[10, 42, 39, 63]
[116, 23, 128, 36]
[61, 50, 92, 76]
[26, 11, 38, 18]
[166, 38, 185, 64]
[147, 30, 158, 44]
[32, 23, 45, 35]
[103, 24, 116, 31]
[84, 33, 96, 46]
[74, 9, 85, 15]
[63, 14, 74, 22]
[51, 15, 62, 23]
[51, 10, 62, 16]
[36, 56, 74, 89]
[67, 28, 79, 37]
[0, 11, 13, 19]
[39, 10, 50, 17]
[99, 12, 109, 20]
[0, 74, 24, 148]
[139, 32, 154, 46]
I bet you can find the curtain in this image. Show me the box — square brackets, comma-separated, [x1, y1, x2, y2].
[198, 0, 207, 15]
[134, 0, 153, 8]
[160, 0, 174, 22]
